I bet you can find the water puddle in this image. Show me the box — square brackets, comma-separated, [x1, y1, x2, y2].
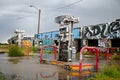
[1, 53, 120, 80]
[0, 71, 95, 80]
[0, 53, 96, 80]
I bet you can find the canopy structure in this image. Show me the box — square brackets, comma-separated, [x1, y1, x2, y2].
[55, 15, 79, 25]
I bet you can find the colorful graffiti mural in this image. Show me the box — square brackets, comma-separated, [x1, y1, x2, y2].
[42, 39, 54, 46]
[73, 28, 81, 39]
[82, 20, 120, 39]
[35, 19, 120, 48]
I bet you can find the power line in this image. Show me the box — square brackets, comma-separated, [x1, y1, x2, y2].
[41, 0, 83, 15]
[45, 0, 83, 11]
[21, 0, 82, 18]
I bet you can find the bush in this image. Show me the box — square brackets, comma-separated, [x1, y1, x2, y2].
[8, 45, 24, 57]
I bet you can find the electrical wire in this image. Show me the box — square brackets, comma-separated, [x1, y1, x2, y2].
[49, 0, 83, 11]
[42, 0, 83, 15]
[18, 0, 83, 19]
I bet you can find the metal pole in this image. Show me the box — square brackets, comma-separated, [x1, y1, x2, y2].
[18, 33, 21, 46]
[40, 46, 43, 63]
[30, 5, 41, 34]
[38, 9, 41, 34]
[53, 46, 57, 60]
[81, 27, 83, 48]
[68, 21, 73, 61]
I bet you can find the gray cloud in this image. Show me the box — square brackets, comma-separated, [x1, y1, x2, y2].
[0, 0, 120, 43]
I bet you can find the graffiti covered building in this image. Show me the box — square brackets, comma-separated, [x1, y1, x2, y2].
[82, 19, 120, 48]
[35, 19, 120, 52]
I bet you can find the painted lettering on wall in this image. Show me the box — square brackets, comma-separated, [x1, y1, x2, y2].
[82, 21, 120, 39]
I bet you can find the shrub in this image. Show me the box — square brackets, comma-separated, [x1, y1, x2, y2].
[8, 45, 24, 57]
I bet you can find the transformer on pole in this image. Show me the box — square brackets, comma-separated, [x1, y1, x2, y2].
[55, 15, 79, 62]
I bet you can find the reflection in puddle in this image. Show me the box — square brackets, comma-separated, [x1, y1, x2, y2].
[8, 57, 22, 64]
[0, 72, 94, 80]
[36, 72, 58, 80]
[0, 72, 23, 80]
[36, 71, 95, 80]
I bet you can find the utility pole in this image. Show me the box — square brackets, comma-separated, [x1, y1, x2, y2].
[38, 9, 41, 34]
[30, 5, 41, 34]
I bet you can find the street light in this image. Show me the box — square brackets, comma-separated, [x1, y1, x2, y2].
[30, 5, 41, 34]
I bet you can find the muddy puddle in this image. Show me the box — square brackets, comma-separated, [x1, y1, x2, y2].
[0, 53, 108, 80]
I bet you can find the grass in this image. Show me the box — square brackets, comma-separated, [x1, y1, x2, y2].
[0, 72, 6, 80]
[112, 54, 120, 60]
[89, 64, 120, 80]
[0, 44, 9, 53]
[1, 75, 6, 80]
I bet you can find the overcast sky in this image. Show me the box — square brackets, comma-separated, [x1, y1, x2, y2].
[0, 0, 120, 43]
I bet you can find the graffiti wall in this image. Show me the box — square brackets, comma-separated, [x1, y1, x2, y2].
[42, 39, 54, 46]
[73, 28, 81, 39]
[82, 20, 120, 39]
[51, 31, 59, 40]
